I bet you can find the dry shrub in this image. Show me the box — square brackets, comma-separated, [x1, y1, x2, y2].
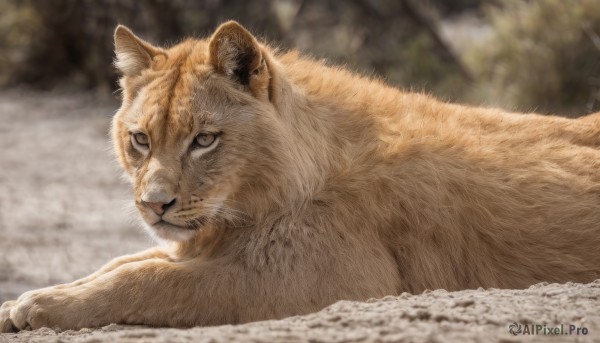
[467, 0, 600, 115]
[0, 0, 472, 99]
[0, 1, 42, 86]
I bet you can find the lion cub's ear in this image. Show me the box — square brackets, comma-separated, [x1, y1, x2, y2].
[208, 21, 270, 100]
[114, 25, 163, 77]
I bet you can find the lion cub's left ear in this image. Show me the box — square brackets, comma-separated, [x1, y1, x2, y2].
[114, 25, 164, 77]
[209, 21, 270, 100]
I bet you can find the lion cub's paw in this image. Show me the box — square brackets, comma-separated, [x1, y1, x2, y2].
[1, 289, 67, 332]
[0, 300, 17, 333]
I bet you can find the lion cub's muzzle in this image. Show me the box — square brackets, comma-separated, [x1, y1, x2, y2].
[138, 183, 181, 225]
[137, 187, 202, 241]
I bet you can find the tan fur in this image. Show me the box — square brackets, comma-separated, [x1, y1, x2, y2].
[2, 21, 600, 331]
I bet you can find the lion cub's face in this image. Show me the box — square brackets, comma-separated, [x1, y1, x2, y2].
[112, 22, 273, 241]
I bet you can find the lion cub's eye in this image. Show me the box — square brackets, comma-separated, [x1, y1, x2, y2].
[131, 132, 150, 151]
[194, 133, 217, 148]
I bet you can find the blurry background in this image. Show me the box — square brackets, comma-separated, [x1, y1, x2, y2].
[1, 0, 600, 302]
[2, 0, 600, 114]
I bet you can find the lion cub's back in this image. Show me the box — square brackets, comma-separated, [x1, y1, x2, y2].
[381, 101, 600, 290]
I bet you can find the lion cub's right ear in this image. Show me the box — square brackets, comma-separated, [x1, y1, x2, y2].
[208, 21, 271, 100]
[114, 25, 163, 77]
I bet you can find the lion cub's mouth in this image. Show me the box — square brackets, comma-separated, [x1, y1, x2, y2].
[147, 217, 208, 241]
[152, 218, 206, 231]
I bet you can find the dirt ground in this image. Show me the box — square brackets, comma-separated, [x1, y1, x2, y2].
[0, 91, 599, 342]
[0, 91, 151, 304]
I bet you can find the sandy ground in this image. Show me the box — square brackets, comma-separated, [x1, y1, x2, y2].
[0, 91, 151, 304]
[1, 281, 599, 343]
[0, 91, 599, 342]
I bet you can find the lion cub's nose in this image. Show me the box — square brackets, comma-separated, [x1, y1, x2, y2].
[143, 198, 176, 216]
[141, 184, 176, 216]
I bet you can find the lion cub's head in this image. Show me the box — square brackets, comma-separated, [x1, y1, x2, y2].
[111, 21, 284, 241]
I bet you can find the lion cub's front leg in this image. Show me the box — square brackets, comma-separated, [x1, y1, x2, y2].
[0, 255, 245, 331]
[55, 247, 169, 289]
[0, 247, 168, 332]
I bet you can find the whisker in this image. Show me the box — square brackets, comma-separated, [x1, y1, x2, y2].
[182, 197, 254, 229]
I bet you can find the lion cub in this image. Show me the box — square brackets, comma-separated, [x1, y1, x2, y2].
[2, 21, 600, 331]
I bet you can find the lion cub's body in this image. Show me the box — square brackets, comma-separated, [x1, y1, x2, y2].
[238, 51, 600, 293]
[2, 22, 600, 331]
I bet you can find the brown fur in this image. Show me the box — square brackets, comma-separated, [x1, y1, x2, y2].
[2, 21, 600, 331]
